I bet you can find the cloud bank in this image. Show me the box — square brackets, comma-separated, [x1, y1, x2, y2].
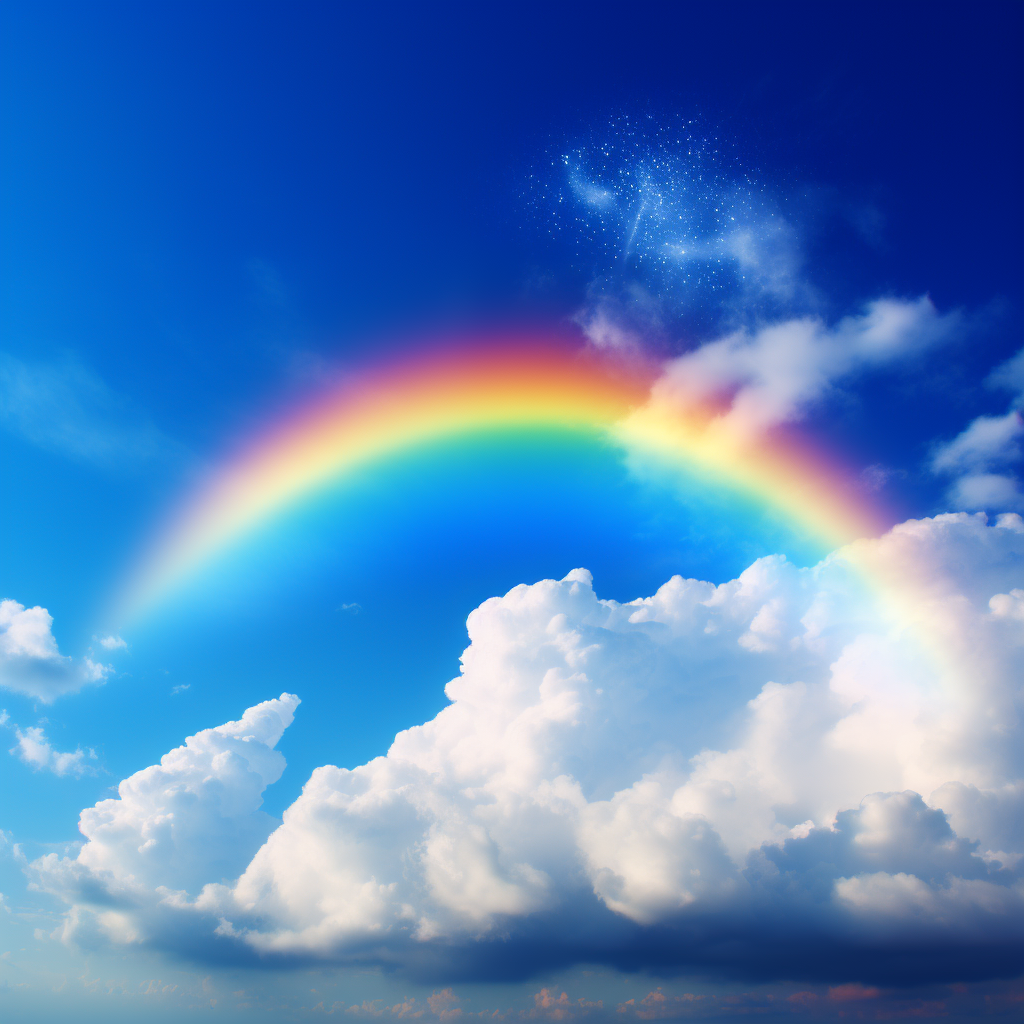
[32, 515, 1024, 983]
[0, 599, 111, 702]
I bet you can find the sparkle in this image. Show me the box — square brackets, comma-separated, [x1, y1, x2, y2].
[527, 115, 805, 331]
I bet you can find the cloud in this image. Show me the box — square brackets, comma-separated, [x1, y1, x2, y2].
[539, 125, 835, 358]
[8, 724, 95, 777]
[96, 635, 128, 651]
[0, 600, 111, 702]
[31, 515, 1024, 983]
[644, 296, 958, 440]
[0, 353, 180, 469]
[932, 347, 1024, 511]
[945, 471, 1024, 513]
[617, 989, 702, 1019]
[553, 130, 810, 322]
[573, 284, 668, 356]
[931, 412, 1024, 476]
[987, 347, 1024, 404]
[859, 464, 903, 494]
[33, 693, 299, 918]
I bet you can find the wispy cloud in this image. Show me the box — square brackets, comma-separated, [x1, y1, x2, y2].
[555, 127, 809, 313]
[932, 347, 1024, 512]
[0, 352, 183, 469]
[539, 121, 826, 351]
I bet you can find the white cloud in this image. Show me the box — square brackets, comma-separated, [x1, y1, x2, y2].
[987, 346, 1024, 405]
[33, 693, 299, 910]
[932, 347, 1024, 512]
[932, 412, 1023, 476]
[9, 724, 95, 777]
[96, 635, 128, 651]
[31, 515, 1024, 982]
[646, 296, 958, 440]
[946, 472, 1024, 513]
[0, 353, 180, 468]
[0, 600, 111, 702]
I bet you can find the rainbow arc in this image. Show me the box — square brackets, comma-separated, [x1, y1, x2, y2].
[117, 339, 888, 622]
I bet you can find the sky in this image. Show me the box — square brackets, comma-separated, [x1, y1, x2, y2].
[1, 2, 1023, 1021]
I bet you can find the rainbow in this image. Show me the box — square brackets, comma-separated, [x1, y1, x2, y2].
[117, 338, 889, 621]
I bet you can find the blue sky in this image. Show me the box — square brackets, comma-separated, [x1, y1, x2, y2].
[2, 3, 1023, 1021]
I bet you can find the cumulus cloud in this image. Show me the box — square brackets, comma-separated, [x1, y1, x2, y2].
[31, 515, 1024, 983]
[33, 693, 299, 923]
[8, 724, 96, 777]
[96, 634, 128, 651]
[932, 347, 1024, 511]
[0, 600, 111, 702]
[645, 297, 958, 440]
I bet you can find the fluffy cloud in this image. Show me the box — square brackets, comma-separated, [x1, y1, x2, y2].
[33, 693, 299, 926]
[0, 600, 110, 701]
[9, 724, 96, 776]
[32, 515, 1024, 983]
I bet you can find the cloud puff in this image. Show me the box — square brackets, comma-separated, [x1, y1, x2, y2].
[8, 724, 96, 777]
[646, 297, 958, 440]
[0, 600, 110, 702]
[96, 635, 128, 651]
[32, 516, 1024, 983]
